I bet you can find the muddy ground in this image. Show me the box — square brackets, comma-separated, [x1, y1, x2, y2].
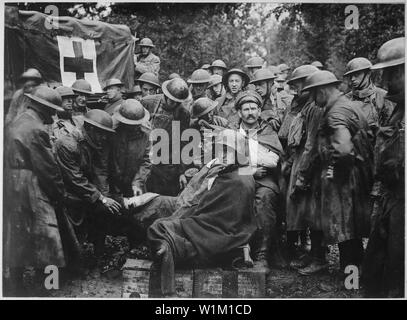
[18, 236, 364, 299]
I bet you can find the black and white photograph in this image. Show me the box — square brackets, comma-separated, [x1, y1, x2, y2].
[1, 1, 405, 302]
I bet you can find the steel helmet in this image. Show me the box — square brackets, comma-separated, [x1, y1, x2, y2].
[128, 85, 142, 94]
[25, 85, 64, 112]
[71, 79, 92, 95]
[187, 69, 211, 84]
[201, 63, 211, 70]
[103, 78, 124, 91]
[287, 65, 319, 84]
[371, 37, 405, 70]
[114, 99, 150, 125]
[20, 68, 42, 81]
[168, 73, 181, 80]
[207, 74, 223, 89]
[235, 90, 263, 110]
[344, 57, 372, 76]
[139, 37, 155, 48]
[278, 63, 290, 73]
[222, 69, 250, 88]
[137, 72, 160, 88]
[209, 59, 227, 70]
[161, 78, 191, 103]
[55, 86, 76, 98]
[311, 61, 324, 69]
[250, 68, 277, 84]
[244, 56, 265, 68]
[84, 109, 115, 133]
[302, 70, 341, 92]
[191, 97, 218, 119]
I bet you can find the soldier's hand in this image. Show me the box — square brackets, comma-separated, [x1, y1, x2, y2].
[104, 197, 122, 214]
[253, 167, 267, 179]
[132, 186, 143, 197]
[179, 174, 188, 190]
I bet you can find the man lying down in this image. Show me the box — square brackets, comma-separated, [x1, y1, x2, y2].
[146, 129, 257, 297]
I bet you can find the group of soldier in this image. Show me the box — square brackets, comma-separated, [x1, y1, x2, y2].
[3, 36, 404, 298]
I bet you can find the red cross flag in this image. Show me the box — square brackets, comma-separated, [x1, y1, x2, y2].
[5, 6, 135, 93]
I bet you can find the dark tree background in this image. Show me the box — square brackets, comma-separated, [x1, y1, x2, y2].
[13, 2, 405, 82]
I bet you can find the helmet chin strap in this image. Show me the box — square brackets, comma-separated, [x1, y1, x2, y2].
[355, 70, 370, 91]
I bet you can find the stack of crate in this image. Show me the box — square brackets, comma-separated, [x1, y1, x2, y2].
[122, 259, 266, 298]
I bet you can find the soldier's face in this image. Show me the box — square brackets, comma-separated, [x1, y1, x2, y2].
[228, 74, 243, 94]
[289, 79, 304, 95]
[107, 85, 122, 100]
[75, 94, 87, 107]
[239, 102, 260, 125]
[382, 65, 404, 96]
[164, 95, 179, 111]
[192, 83, 208, 97]
[141, 46, 151, 56]
[129, 93, 142, 101]
[280, 70, 289, 81]
[23, 80, 38, 93]
[88, 125, 110, 148]
[212, 67, 224, 76]
[141, 83, 157, 97]
[211, 83, 223, 96]
[314, 87, 329, 107]
[350, 70, 367, 88]
[61, 97, 74, 112]
[254, 80, 268, 97]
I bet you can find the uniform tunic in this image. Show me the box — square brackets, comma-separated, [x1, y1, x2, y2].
[316, 94, 374, 245]
[4, 108, 66, 268]
[141, 94, 190, 196]
[134, 52, 160, 77]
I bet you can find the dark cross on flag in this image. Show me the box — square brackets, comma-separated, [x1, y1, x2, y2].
[64, 41, 94, 79]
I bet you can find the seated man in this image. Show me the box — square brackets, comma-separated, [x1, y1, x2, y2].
[147, 129, 257, 297]
[235, 90, 285, 270]
[55, 109, 136, 261]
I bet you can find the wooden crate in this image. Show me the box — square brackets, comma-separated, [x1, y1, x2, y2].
[193, 267, 266, 298]
[122, 259, 193, 298]
[122, 259, 266, 298]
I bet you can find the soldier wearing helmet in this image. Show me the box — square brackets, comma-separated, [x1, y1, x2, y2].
[103, 78, 125, 116]
[208, 59, 227, 77]
[301, 70, 374, 277]
[5, 68, 43, 127]
[207, 74, 225, 101]
[52, 86, 82, 142]
[141, 78, 192, 196]
[217, 68, 250, 129]
[245, 56, 265, 78]
[55, 109, 138, 261]
[363, 37, 405, 298]
[250, 68, 290, 132]
[111, 99, 152, 199]
[71, 79, 92, 117]
[134, 37, 161, 77]
[187, 69, 211, 101]
[137, 72, 161, 98]
[190, 97, 229, 131]
[235, 90, 284, 271]
[126, 84, 143, 101]
[344, 57, 394, 133]
[279, 65, 326, 272]
[4, 86, 66, 295]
